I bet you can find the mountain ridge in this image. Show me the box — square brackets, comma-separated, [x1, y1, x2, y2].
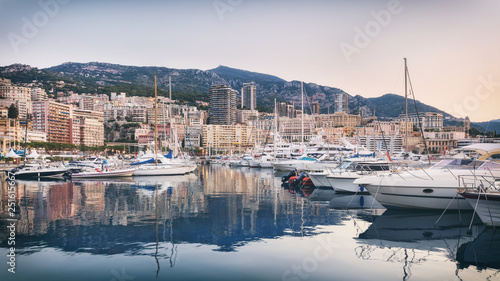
[0, 62, 497, 126]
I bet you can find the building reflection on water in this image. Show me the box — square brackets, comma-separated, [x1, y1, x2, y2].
[0, 166, 346, 256]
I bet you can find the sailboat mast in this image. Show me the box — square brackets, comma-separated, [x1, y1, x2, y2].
[154, 74, 158, 165]
[404, 58, 408, 152]
[23, 114, 29, 165]
[274, 98, 277, 159]
[169, 76, 173, 156]
[301, 81, 304, 144]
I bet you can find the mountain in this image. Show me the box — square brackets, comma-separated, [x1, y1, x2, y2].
[0, 62, 479, 121]
[209, 65, 285, 83]
[43, 62, 347, 110]
[353, 93, 452, 119]
[473, 119, 500, 133]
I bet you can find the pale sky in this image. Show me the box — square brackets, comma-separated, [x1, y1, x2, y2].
[1, 0, 499, 122]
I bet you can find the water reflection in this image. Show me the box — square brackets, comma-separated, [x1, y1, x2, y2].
[457, 228, 500, 271]
[357, 210, 486, 280]
[1, 166, 498, 280]
[1, 166, 346, 257]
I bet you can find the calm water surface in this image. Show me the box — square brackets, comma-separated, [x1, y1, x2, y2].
[1, 165, 499, 281]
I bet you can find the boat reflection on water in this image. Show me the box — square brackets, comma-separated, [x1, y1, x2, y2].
[329, 193, 384, 210]
[457, 228, 500, 270]
[308, 188, 385, 210]
[359, 210, 484, 242]
[356, 210, 486, 279]
[1, 166, 497, 280]
[4, 165, 341, 257]
[308, 188, 335, 202]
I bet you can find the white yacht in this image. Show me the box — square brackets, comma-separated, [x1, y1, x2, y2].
[326, 159, 391, 193]
[256, 154, 274, 168]
[354, 158, 500, 210]
[459, 175, 500, 227]
[238, 154, 254, 167]
[9, 162, 68, 180]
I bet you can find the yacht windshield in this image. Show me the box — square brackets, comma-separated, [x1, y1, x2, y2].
[431, 159, 499, 170]
[339, 161, 353, 169]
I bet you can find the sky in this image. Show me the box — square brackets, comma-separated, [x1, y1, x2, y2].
[1, 0, 499, 122]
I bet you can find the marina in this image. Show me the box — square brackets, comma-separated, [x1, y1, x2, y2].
[1, 165, 498, 281]
[1, 2, 500, 280]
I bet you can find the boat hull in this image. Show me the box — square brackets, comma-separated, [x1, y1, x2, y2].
[248, 160, 261, 168]
[273, 161, 315, 171]
[13, 170, 66, 180]
[327, 174, 366, 193]
[71, 168, 136, 179]
[308, 172, 330, 188]
[462, 192, 500, 226]
[364, 184, 472, 210]
[258, 162, 273, 168]
[133, 165, 196, 176]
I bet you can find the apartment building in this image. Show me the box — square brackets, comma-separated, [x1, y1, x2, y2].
[80, 117, 104, 147]
[237, 110, 259, 124]
[397, 112, 443, 131]
[202, 124, 254, 151]
[241, 82, 257, 110]
[334, 92, 348, 113]
[31, 87, 48, 101]
[0, 85, 32, 119]
[208, 85, 237, 125]
[311, 101, 321, 115]
[358, 135, 403, 154]
[32, 100, 71, 143]
[314, 111, 361, 128]
[278, 116, 315, 142]
[73, 109, 104, 147]
[70, 118, 81, 146]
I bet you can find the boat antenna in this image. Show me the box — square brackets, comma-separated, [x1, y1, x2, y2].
[154, 74, 158, 165]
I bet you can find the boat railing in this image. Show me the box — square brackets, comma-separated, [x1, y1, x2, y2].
[457, 175, 499, 193]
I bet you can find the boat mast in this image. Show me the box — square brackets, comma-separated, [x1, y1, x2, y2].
[169, 76, 174, 157]
[274, 98, 277, 159]
[301, 81, 304, 145]
[404, 58, 408, 153]
[23, 114, 29, 165]
[162, 91, 167, 153]
[154, 74, 158, 165]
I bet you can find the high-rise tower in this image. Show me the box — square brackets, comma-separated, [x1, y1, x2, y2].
[241, 82, 257, 110]
[209, 85, 237, 125]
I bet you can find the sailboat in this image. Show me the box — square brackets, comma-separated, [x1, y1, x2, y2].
[353, 59, 500, 210]
[133, 74, 197, 176]
[9, 119, 67, 180]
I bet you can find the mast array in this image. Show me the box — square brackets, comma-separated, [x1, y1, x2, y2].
[154, 74, 158, 165]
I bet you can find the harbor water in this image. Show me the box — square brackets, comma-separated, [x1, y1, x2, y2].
[1, 165, 499, 281]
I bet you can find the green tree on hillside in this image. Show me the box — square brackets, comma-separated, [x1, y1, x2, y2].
[8, 104, 18, 118]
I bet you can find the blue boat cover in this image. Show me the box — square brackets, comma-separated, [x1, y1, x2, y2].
[164, 150, 172, 159]
[130, 158, 155, 166]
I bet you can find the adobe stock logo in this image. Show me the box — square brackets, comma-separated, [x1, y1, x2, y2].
[449, 73, 500, 119]
[213, 0, 243, 21]
[281, 235, 339, 281]
[8, 0, 71, 54]
[339, 0, 403, 63]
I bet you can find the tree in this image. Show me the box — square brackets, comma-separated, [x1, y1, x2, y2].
[468, 128, 481, 137]
[8, 104, 18, 118]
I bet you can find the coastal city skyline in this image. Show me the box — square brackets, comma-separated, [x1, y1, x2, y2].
[1, 1, 499, 122]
